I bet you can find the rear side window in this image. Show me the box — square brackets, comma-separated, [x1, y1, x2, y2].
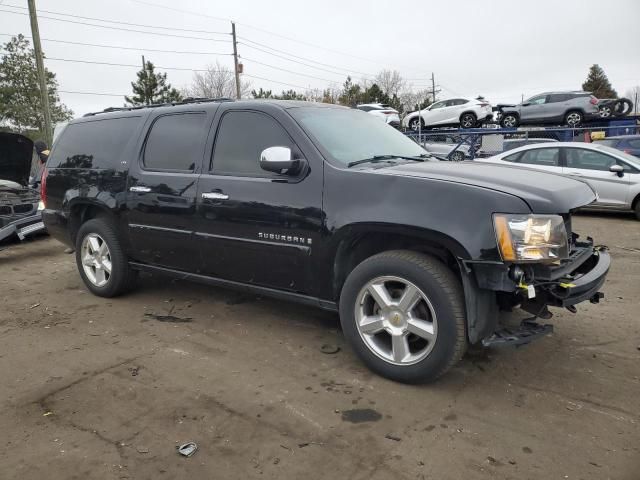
[143, 113, 206, 171]
[211, 111, 293, 177]
[48, 116, 141, 169]
[505, 148, 560, 166]
[548, 94, 571, 103]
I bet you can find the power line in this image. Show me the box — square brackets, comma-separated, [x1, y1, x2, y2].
[129, 0, 407, 68]
[242, 73, 310, 91]
[0, 8, 230, 41]
[46, 56, 210, 72]
[238, 41, 371, 79]
[239, 37, 377, 79]
[242, 56, 337, 84]
[59, 90, 126, 97]
[1, 3, 230, 35]
[0, 33, 233, 55]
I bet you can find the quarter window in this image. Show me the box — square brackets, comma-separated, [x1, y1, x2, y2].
[211, 111, 293, 176]
[526, 95, 547, 105]
[143, 113, 206, 171]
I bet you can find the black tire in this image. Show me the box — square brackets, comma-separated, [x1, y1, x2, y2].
[460, 113, 477, 129]
[409, 117, 425, 131]
[500, 113, 519, 128]
[339, 250, 466, 384]
[450, 151, 465, 162]
[634, 199, 640, 221]
[613, 98, 633, 117]
[564, 110, 583, 127]
[75, 218, 137, 297]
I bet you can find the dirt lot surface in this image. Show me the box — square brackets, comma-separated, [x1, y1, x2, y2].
[1, 213, 639, 480]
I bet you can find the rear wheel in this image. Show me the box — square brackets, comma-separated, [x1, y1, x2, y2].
[339, 250, 466, 383]
[460, 113, 477, 129]
[450, 151, 465, 162]
[409, 117, 425, 131]
[75, 218, 137, 297]
[565, 110, 583, 127]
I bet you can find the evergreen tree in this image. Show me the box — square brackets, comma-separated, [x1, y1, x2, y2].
[251, 88, 273, 99]
[582, 64, 617, 99]
[0, 34, 72, 135]
[125, 61, 182, 106]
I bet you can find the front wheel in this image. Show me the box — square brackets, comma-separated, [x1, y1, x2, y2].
[500, 113, 519, 128]
[339, 251, 466, 383]
[75, 218, 137, 297]
[449, 151, 466, 162]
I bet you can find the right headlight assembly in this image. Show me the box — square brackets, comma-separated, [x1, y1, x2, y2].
[493, 214, 569, 263]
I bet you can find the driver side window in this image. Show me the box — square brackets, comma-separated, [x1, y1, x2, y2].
[211, 111, 293, 177]
[430, 101, 446, 110]
[527, 95, 547, 105]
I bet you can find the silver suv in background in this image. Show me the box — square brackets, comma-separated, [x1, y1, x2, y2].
[498, 91, 600, 128]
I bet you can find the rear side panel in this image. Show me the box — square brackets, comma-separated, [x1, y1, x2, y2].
[42, 113, 147, 245]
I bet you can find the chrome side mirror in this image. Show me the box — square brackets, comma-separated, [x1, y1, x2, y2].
[609, 164, 624, 177]
[259, 146, 301, 174]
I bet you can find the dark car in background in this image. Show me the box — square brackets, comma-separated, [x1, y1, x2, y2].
[0, 133, 46, 242]
[594, 135, 640, 158]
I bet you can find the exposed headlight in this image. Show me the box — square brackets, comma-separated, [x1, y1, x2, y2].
[493, 214, 568, 262]
[37, 200, 45, 211]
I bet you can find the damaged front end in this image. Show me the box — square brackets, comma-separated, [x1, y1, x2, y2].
[460, 228, 610, 349]
[0, 133, 46, 243]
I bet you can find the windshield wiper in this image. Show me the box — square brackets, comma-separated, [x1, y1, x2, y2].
[347, 154, 429, 168]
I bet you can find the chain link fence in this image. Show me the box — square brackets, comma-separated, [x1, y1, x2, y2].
[404, 122, 640, 161]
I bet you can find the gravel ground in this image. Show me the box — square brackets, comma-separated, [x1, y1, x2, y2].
[0, 212, 638, 480]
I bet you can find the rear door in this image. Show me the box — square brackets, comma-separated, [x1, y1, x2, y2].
[562, 147, 630, 206]
[545, 94, 571, 121]
[126, 110, 212, 271]
[502, 147, 562, 174]
[520, 95, 549, 122]
[194, 105, 323, 293]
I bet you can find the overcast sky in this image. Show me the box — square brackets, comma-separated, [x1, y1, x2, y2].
[1, 0, 639, 116]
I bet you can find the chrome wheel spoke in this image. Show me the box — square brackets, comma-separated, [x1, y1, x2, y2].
[359, 315, 386, 334]
[81, 233, 111, 287]
[397, 284, 421, 313]
[367, 282, 393, 309]
[407, 317, 435, 341]
[98, 241, 109, 256]
[102, 258, 112, 274]
[82, 254, 95, 267]
[88, 236, 100, 253]
[391, 333, 410, 363]
[94, 266, 106, 285]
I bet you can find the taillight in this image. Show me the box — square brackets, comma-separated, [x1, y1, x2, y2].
[624, 149, 632, 154]
[590, 96, 598, 105]
[40, 166, 48, 209]
[479, 102, 489, 107]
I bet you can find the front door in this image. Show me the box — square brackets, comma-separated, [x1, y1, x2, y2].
[126, 111, 211, 271]
[563, 148, 631, 206]
[519, 95, 549, 122]
[194, 107, 323, 293]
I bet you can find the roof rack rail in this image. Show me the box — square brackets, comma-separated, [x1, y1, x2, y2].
[82, 97, 235, 117]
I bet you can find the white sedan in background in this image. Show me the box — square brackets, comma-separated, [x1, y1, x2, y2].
[402, 97, 493, 130]
[476, 142, 640, 219]
[356, 103, 400, 127]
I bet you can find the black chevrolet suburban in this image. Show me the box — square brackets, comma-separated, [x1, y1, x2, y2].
[41, 99, 610, 383]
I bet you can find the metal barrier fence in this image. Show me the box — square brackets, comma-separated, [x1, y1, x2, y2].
[404, 123, 640, 161]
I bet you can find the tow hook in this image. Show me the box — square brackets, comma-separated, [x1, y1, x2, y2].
[589, 292, 604, 304]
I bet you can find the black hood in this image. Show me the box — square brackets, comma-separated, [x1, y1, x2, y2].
[380, 160, 597, 214]
[0, 132, 33, 186]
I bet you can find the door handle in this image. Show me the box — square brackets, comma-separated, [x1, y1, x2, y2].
[129, 186, 151, 192]
[202, 192, 229, 200]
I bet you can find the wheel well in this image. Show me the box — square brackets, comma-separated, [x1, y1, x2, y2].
[565, 108, 585, 117]
[459, 111, 477, 120]
[502, 111, 519, 119]
[632, 192, 640, 210]
[332, 232, 459, 300]
[68, 203, 115, 245]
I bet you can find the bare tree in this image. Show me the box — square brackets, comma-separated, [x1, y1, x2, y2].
[183, 62, 251, 99]
[374, 70, 406, 98]
[398, 89, 432, 113]
[624, 86, 640, 113]
[304, 87, 323, 102]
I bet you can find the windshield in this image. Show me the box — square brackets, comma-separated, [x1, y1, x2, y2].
[289, 107, 427, 166]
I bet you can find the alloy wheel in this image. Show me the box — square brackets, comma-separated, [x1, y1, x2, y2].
[461, 115, 475, 128]
[355, 276, 438, 365]
[502, 115, 517, 128]
[566, 112, 582, 127]
[80, 233, 112, 287]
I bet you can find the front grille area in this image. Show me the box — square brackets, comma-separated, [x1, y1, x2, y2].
[13, 203, 33, 214]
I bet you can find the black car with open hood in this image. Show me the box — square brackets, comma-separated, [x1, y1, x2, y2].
[0, 132, 46, 242]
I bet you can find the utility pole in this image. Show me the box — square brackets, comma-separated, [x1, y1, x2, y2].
[231, 22, 241, 100]
[141, 55, 148, 105]
[431, 72, 437, 104]
[27, 0, 52, 147]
